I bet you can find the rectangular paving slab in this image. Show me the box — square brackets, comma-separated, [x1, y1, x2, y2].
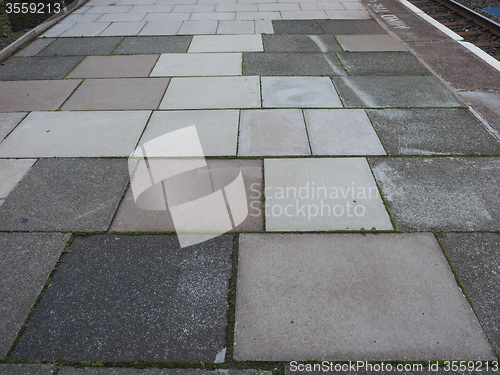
[337, 51, 430, 75]
[188, 34, 263, 52]
[0, 111, 150, 157]
[0, 158, 129, 231]
[243, 52, 345, 76]
[37, 36, 123, 56]
[0, 56, 83, 80]
[332, 76, 464, 108]
[262, 34, 341, 52]
[151, 53, 242, 76]
[369, 157, 500, 231]
[264, 158, 392, 231]
[11, 235, 233, 362]
[14, 38, 55, 57]
[112, 36, 191, 54]
[67, 54, 159, 78]
[0, 112, 26, 142]
[438, 232, 500, 355]
[271, 20, 323, 34]
[234, 233, 493, 361]
[238, 109, 310, 156]
[0, 233, 70, 358]
[336, 34, 407, 51]
[367, 108, 500, 155]
[0, 80, 81, 111]
[318, 19, 387, 34]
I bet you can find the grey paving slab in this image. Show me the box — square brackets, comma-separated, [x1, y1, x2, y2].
[264, 158, 392, 231]
[367, 108, 500, 155]
[37, 37, 123, 56]
[0, 159, 36, 203]
[336, 35, 407, 51]
[11, 235, 233, 362]
[461, 90, 500, 135]
[0, 80, 81, 111]
[99, 21, 146, 36]
[0, 364, 55, 375]
[178, 21, 218, 35]
[234, 233, 493, 361]
[262, 76, 342, 108]
[60, 369, 271, 375]
[14, 38, 55, 57]
[217, 20, 255, 34]
[0, 112, 26, 142]
[110, 159, 264, 232]
[263, 34, 341, 52]
[304, 109, 385, 155]
[188, 34, 263, 52]
[60, 22, 111, 37]
[272, 20, 323, 34]
[408, 41, 500, 90]
[112, 36, 191, 54]
[337, 51, 430, 75]
[61, 78, 169, 110]
[0, 111, 150, 157]
[0, 233, 70, 358]
[239, 109, 310, 156]
[67, 55, 158, 78]
[0, 158, 128, 231]
[369, 157, 500, 231]
[243, 52, 345, 76]
[138, 21, 182, 35]
[0, 56, 83, 80]
[318, 19, 386, 34]
[151, 53, 242, 76]
[332, 76, 464, 108]
[160, 76, 260, 109]
[438, 232, 500, 355]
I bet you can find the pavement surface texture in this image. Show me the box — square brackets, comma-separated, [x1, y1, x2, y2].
[1, 0, 500, 372]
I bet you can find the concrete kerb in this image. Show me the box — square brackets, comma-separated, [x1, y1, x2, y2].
[0, 0, 91, 63]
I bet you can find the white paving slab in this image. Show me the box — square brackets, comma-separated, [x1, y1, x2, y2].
[139, 21, 182, 35]
[144, 12, 191, 21]
[99, 21, 146, 36]
[40, 22, 75, 38]
[188, 34, 263, 52]
[264, 158, 393, 231]
[238, 109, 310, 156]
[141, 110, 239, 155]
[0, 111, 150, 157]
[96, 13, 147, 22]
[160, 76, 261, 109]
[234, 233, 494, 360]
[262, 76, 342, 108]
[0, 159, 36, 204]
[178, 21, 218, 34]
[60, 22, 111, 37]
[151, 53, 242, 76]
[0, 113, 26, 142]
[217, 20, 255, 34]
[304, 109, 386, 155]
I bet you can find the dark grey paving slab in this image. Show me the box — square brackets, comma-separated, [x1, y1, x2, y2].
[112, 36, 192, 54]
[263, 34, 341, 52]
[14, 38, 55, 57]
[367, 108, 500, 155]
[337, 51, 430, 75]
[332, 76, 464, 107]
[408, 41, 500, 90]
[369, 157, 500, 231]
[37, 37, 123, 56]
[11, 235, 233, 362]
[0, 364, 55, 374]
[461, 90, 500, 135]
[243, 52, 345, 76]
[271, 20, 323, 34]
[0, 233, 70, 358]
[0, 158, 129, 231]
[0, 56, 83, 80]
[60, 369, 270, 375]
[318, 19, 386, 34]
[438, 233, 500, 356]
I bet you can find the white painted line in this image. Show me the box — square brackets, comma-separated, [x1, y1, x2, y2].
[459, 41, 500, 72]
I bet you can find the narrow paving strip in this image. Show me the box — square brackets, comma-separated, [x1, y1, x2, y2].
[0, 0, 500, 371]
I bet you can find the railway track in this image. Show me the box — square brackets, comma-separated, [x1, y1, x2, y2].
[407, 0, 500, 60]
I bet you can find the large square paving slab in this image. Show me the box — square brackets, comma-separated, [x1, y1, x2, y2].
[0, 158, 129, 231]
[264, 158, 392, 231]
[0, 159, 36, 205]
[37, 37, 123, 56]
[262, 34, 341, 52]
[438, 233, 500, 354]
[262, 77, 342, 108]
[304, 109, 385, 155]
[318, 19, 386, 34]
[141, 110, 239, 155]
[0, 80, 80, 111]
[0, 111, 150, 157]
[188, 34, 263, 52]
[67, 55, 159, 78]
[332, 76, 464, 108]
[112, 36, 191, 54]
[11, 235, 233, 362]
[367, 108, 500, 155]
[151, 53, 242, 76]
[243, 52, 345, 76]
[0, 112, 26, 142]
[0, 233, 70, 358]
[0, 56, 83, 80]
[160, 76, 260, 109]
[234, 233, 493, 361]
[369, 157, 500, 231]
[239, 109, 310, 156]
[337, 51, 430, 75]
[110, 159, 264, 232]
[62, 78, 169, 110]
